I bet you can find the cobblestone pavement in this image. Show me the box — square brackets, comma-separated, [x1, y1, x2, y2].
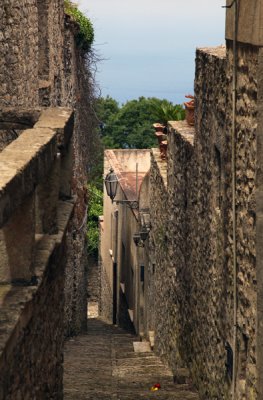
[64, 318, 199, 399]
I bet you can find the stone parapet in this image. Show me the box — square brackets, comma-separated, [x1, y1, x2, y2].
[0, 127, 57, 228]
[0, 199, 74, 355]
[0, 200, 74, 400]
[0, 107, 73, 229]
[34, 107, 74, 148]
[0, 105, 75, 399]
[0, 107, 74, 287]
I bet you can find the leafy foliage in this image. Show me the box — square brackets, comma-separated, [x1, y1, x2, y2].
[87, 184, 103, 256]
[150, 99, 185, 124]
[64, 0, 94, 50]
[96, 96, 185, 149]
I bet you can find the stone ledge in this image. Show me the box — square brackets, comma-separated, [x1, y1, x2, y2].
[0, 199, 74, 358]
[197, 45, 226, 60]
[168, 120, 195, 146]
[34, 107, 74, 148]
[0, 127, 57, 229]
[151, 148, 167, 188]
[0, 107, 74, 228]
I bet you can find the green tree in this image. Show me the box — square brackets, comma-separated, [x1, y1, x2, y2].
[96, 96, 185, 149]
[96, 95, 119, 125]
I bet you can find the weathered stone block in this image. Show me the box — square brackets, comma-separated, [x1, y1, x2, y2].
[0, 127, 57, 228]
[35, 153, 61, 234]
[0, 194, 35, 283]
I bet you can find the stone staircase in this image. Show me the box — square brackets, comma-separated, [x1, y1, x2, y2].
[64, 318, 199, 399]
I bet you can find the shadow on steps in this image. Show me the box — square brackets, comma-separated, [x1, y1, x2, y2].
[64, 318, 200, 400]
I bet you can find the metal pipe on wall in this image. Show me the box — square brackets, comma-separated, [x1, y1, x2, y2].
[113, 209, 119, 325]
[231, 0, 238, 398]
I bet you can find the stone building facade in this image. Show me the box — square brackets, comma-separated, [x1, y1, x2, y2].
[0, 1, 93, 398]
[100, 149, 151, 333]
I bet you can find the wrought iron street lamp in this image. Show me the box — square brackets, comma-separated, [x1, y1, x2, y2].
[133, 226, 149, 248]
[104, 167, 139, 209]
[133, 233, 143, 247]
[104, 168, 118, 201]
[133, 212, 151, 248]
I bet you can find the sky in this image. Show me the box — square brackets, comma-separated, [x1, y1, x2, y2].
[79, 0, 226, 105]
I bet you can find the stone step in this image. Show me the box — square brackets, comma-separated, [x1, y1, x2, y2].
[174, 367, 191, 384]
[64, 318, 200, 400]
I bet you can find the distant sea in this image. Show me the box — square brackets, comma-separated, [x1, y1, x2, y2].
[96, 52, 195, 106]
[81, 1, 225, 106]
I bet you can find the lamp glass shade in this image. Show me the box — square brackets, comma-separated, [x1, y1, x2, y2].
[105, 168, 118, 201]
[133, 233, 141, 246]
[140, 228, 148, 242]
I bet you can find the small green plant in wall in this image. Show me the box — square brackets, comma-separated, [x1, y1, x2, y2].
[87, 184, 103, 256]
[64, 0, 94, 50]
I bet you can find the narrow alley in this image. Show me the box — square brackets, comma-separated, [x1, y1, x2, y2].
[64, 316, 199, 400]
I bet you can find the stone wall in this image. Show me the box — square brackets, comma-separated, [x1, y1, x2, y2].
[0, 0, 91, 337]
[63, 20, 94, 337]
[100, 262, 114, 323]
[0, 0, 94, 397]
[0, 1, 39, 152]
[256, 46, 263, 400]
[38, 0, 65, 107]
[226, 41, 258, 400]
[0, 1, 39, 108]
[87, 256, 100, 302]
[168, 122, 195, 372]
[0, 205, 72, 400]
[64, 51, 90, 335]
[187, 47, 231, 399]
[147, 44, 259, 400]
[0, 108, 74, 399]
[147, 150, 170, 359]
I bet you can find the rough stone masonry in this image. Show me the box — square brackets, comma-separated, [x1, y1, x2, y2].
[145, 39, 260, 400]
[0, 1, 93, 398]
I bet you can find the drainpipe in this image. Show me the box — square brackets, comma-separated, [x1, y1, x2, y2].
[136, 162, 138, 200]
[231, 0, 238, 398]
[113, 209, 119, 325]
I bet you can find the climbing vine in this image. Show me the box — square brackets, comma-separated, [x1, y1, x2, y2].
[64, 0, 94, 50]
[87, 184, 103, 256]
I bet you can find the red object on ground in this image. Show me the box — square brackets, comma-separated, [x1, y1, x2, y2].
[150, 383, 161, 391]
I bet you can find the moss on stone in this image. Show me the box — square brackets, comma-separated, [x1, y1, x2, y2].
[64, 0, 94, 50]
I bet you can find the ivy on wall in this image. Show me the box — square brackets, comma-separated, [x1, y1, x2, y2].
[64, 0, 94, 50]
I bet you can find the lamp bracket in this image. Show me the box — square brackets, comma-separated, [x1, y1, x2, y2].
[222, 0, 236, 8]
[114, 199, 139, 209]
